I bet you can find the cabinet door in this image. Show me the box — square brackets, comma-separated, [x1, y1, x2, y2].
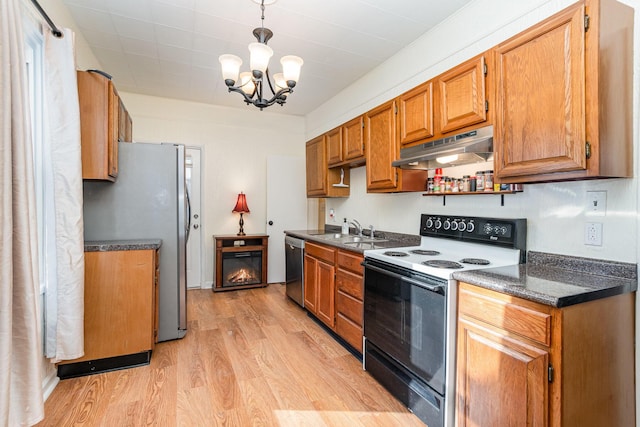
[326, 126, 344, 166]
[306, 135, 327, 196]
[365, 99, 399, 191]
[494, 4, 585, 179]
[315, 259, 336, 328]
[399, 81, 434, 145]
[303, 254, 318, 313]
[343, 115, 365, 161]
[107, 82, 119, 178]
[456, 318, 549, 427]
[438, 55, 487, 134]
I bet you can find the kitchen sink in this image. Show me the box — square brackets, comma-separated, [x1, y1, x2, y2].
[316, 233, 388, 244]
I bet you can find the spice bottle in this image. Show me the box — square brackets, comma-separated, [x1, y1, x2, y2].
[470, 176, 477, 192]
[433, 168, 442, 193]
[484, 170, 494, 191]
[476, 171, 485, 192]
[462, 175, 470, 192]
[427, 178, 434, 193]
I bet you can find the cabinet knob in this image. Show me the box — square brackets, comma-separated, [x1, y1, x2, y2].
[268, 220, 274, 226]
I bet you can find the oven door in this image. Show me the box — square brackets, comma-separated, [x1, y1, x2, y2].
[363, 259, 447, 395]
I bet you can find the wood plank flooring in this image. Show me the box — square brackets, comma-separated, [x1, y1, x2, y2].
[36, 284, 425, 426]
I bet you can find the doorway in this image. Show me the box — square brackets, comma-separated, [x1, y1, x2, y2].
[186, 147, 203, 289]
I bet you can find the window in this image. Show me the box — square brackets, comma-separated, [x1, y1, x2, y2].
[23, 12, 46, 294]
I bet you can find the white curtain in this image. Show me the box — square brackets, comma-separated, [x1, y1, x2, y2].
[43, 28, 85, 362]
[0, 0, 45, 424]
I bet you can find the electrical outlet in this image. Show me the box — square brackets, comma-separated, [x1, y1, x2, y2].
[584, 222, 603, 246]
[586, 191, 606, 216]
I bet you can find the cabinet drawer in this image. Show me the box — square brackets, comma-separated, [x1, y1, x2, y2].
[305, 241, 336, 264]
[337, 250, 364, 274]
[336, 269, 363, 300]
[336, 290, 363, 326]
[336, 313, 363, 353]
[458, 283, 552, 347]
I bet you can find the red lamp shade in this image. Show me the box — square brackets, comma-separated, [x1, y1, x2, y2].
[232, 192, 250, 214]
[232, 192, 250, 236]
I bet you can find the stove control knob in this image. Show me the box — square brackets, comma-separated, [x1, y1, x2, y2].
[458, 221, 467, 232]
[425, 217, 434, 229]
[443, 219, 451, 230]
[450, 220, 458, 231]
[466, 221, 475, 233]
[435, 218, 442, 229]
[500, 226, 508, 235]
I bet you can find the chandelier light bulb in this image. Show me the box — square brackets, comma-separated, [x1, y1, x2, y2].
[272, 73, 286, 91]
[280, 55, 304, 85]
[249, 42, 273, 77]
[218, 54, 242, 85]
[238, 72, 256, 95]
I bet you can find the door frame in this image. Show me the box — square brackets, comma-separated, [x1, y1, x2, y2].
[186, 146, 205, 289]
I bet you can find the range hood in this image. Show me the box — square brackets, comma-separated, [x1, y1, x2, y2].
[392, 125, 494, 170]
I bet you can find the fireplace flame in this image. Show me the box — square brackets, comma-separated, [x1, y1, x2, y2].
[227, 268, 258, 284]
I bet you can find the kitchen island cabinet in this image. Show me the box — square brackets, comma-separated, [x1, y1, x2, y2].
[493, 0, 633, 183]
[456, 281, 635, 427]
[58, 240, 161, 379]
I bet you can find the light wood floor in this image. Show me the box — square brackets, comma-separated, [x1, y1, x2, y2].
[36, 284, 425, 426]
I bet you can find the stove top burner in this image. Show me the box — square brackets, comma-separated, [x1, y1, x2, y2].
[409, 249, 440, 256]
[422, 260, 464, 269]
[384, 251, 409, 257]
[460, 258, 491, 265]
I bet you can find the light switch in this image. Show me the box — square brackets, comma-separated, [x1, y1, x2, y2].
[586, 191, 606, 216]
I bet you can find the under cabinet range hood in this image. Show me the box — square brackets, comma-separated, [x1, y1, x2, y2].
[392, 125, 494, 170]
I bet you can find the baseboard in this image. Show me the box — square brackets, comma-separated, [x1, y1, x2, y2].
[201, 280, 213, 289]
[42, 367, 60, 401]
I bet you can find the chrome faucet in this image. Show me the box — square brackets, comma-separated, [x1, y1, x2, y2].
[349, 219, 363, 236]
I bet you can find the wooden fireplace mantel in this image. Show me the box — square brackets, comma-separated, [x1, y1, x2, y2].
[213, 234, 269, 292]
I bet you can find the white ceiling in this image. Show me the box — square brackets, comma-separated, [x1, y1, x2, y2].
[62, 0, 474, 115]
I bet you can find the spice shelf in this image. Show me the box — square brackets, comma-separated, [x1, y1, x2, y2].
[422, 190, 524, 206]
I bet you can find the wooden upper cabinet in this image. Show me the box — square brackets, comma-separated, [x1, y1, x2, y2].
[327, 116, 365, 167]
[399, 81, 434, 145]
[306, 135, 350, 198]
[437, 54, 488, 134]
[342, 115, 365, 162]
[494, 0, 633, 183]
[326, 126, 344, 165]
[365, 100, 428, 193]
[365, 100, 399, 191]
[78, 70, 133, 181]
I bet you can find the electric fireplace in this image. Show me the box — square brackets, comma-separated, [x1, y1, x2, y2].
[213, 234, 269, 292]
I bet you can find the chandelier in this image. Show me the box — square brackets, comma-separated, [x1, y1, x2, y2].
[218, 0, 304, 110]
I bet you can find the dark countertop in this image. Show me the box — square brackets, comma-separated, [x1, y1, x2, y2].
[284, 228, 420, 254]
[453, 251, 637, 308]
[84, 239, 162, 252]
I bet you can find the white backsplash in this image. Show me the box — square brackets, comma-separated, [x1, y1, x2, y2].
[326, 167, 637, 263]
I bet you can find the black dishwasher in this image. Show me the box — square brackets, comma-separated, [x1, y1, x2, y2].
[284, 235, 304, 307]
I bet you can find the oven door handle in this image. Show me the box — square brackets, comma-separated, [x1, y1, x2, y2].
[365, 263, 445, 295]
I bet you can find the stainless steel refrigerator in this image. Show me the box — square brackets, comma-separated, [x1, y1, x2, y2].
[83, 142, 189, 342]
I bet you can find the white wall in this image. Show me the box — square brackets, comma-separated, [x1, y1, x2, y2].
[308, 0, 640, 264]
[119, 93, 306, 286]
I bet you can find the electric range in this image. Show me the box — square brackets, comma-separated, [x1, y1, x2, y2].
[362, 214, 526, 427]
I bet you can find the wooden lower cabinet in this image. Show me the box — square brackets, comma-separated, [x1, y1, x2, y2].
[60, 248, 158, 366]
[456, 282, 635, 427]
[303, 242, 364, 353]
[335, 250, 364, 353]
[304, 242, 336, 328]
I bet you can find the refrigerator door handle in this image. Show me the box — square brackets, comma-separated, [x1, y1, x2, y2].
[186, 187, 191, 242]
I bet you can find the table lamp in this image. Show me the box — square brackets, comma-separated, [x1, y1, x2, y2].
[232, 192, 250, 236]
